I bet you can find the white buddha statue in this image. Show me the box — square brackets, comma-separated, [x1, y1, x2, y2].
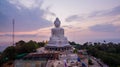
[48, 18, 69, 46]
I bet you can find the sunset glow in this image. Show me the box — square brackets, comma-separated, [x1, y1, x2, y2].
[0, 0, 120, 46]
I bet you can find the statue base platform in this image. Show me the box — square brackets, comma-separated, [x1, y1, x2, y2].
[45, 45, 72, 51]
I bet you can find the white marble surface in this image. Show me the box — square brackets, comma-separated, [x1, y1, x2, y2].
[47, 18, 70, 47]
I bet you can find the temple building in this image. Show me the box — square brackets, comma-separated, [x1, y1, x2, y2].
[45, 18, 72, 51]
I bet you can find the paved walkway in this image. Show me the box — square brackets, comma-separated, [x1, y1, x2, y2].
[89, 58, 101, 67]
[89, 56, 109, 67]
[46, 60, 65, 67]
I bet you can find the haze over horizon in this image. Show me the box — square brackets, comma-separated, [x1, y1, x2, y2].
[0, 0, 120, 46]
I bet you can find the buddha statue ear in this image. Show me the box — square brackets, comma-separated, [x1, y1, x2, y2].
[54, 18, 61, 28]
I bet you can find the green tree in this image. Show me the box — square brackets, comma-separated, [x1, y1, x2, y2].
[38, 42, 45, 47]
[73, 49, 78, 53]
[3, 46, 16, 60]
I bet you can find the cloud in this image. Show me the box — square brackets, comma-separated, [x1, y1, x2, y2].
[104, 5, 120, 16]
[65, 5, 120, 22]
[65, 15, 84, 22]
[45, 6, 56, 16]
[0, 34, 37, 37]
[9, 0, 43, 9]
[0, 0, 54, 32]
[0, 33, 48, 38]
[88, 5, 120, 18]
[89, 24, 118, 32]
[62, 25, 81, 30]
[62, 25, 73, 29]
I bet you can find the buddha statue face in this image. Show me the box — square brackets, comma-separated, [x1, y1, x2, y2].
[54, 18, 61, 28]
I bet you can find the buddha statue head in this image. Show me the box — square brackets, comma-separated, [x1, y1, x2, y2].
[54, 18, 61, 28]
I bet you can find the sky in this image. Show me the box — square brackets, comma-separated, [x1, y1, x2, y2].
[0, 0, 120, 46]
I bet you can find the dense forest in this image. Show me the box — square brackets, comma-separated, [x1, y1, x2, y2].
[0, 40, 46, 66]
[0, 40, 120, 67]
[69, 41, 120, 67]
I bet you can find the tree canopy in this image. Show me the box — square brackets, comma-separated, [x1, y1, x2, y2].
[0, 40, 46, 66]
[69, 41, 120, 67]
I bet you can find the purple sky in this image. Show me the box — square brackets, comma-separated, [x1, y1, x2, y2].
[0, 0, 120, 46]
